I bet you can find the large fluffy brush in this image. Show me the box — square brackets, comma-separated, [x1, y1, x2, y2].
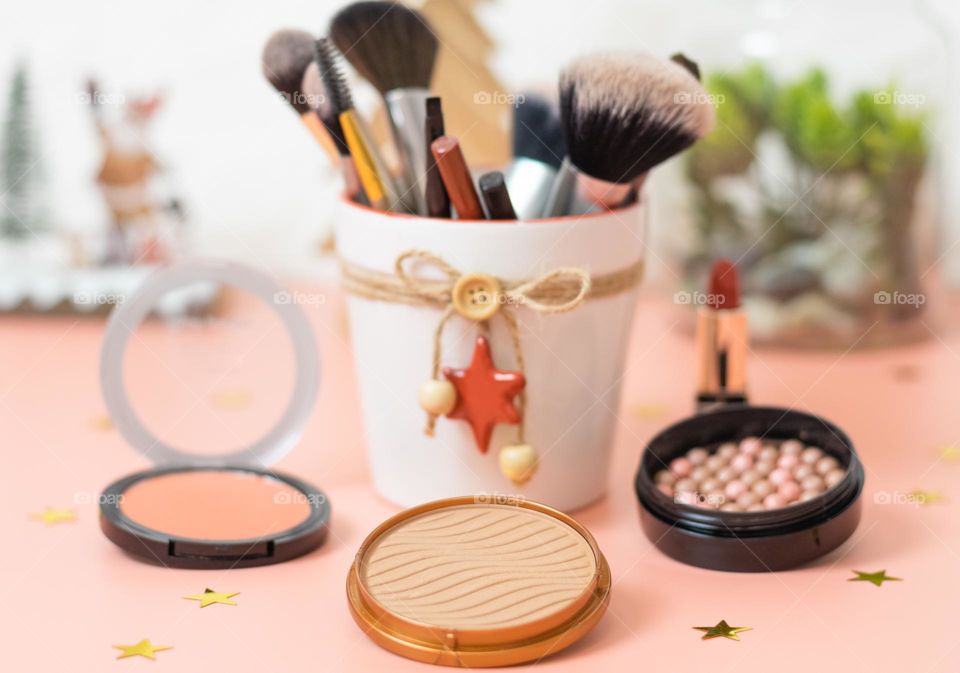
[302, 61, 363, 200]
[544, 51, 716, 215]
[504, 94, 565, 219]
[315, 37, 404, 212]
[262, 29, 337, 159]
[330, 1, 439, 214]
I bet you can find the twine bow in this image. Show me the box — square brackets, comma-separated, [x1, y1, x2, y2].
[340, 249, 644, 438]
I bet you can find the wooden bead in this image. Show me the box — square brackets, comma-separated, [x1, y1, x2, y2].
[499, 443, 538, 485]
[418, 379, 457, 416]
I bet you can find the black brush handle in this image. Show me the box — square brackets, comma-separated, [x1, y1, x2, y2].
[424, 97, 451, 218]
[479, 171, 518, 220]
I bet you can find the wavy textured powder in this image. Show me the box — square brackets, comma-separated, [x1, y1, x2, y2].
[360, 504, 598, 629]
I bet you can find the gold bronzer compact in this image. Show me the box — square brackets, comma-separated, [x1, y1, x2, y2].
[97, 260, 330, 568]
[347, 496, 611, 667]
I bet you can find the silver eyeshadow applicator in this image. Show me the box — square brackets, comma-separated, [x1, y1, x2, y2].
[543, 51, 716, 216]
[329, 1, 440, 215]
[503, 94, 566, 220]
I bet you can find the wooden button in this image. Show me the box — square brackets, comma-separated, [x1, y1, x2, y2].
[451, 273, 500, 321]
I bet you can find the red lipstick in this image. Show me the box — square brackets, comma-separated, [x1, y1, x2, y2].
[696, 259, 748, 410]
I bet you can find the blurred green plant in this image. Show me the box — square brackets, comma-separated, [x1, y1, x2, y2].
[685, 63, 930, 324]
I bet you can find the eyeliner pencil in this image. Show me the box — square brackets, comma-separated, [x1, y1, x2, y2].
[430, 136, 484, 220]
[478, 171, 518, 220]
[424, 97, 451, 218]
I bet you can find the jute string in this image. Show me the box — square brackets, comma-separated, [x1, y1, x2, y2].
[340, 250, 644, 437]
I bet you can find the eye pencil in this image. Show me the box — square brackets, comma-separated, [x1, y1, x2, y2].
[478, 171, 518, 220]
[424, 97, 451, 218]
[430, 136, 484, 220]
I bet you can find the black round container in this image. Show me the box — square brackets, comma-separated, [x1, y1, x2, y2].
[635, 406, 864, 572]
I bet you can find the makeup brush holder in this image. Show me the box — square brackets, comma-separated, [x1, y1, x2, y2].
[337, 200, 645, 511]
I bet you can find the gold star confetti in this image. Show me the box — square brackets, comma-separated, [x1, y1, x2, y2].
[183, 588, 239, 608]
[630, 402, 667, 420]
[211, 390, 252, 410]
[849, 570, 902, 587]
[113, 639, 172, 660]
[30, 508, 76, 526]
[910, 489, 946, 506]
[938, 445, 960, 461]
[693, 619, 752, 641]
[90, 414, 113, 431]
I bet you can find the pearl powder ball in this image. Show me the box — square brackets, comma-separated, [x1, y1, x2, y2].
[740, 469, 762, 486]
[701, 491, 724, 509]
[824, 468, 845, 487]
[799, 490, 820, 502]
[801, 447, 823, 464]
[778, 481, 801, 502]
[777, 454, 800, 469]
[769, 468, 792, 486]
[737, 492, 760, 507]
[721, 503, 744, 512]
[675, 478, 697, 493]
[687, 448, 708, 465]
[690, 466, 711, 482]
[751, 480, 775, 497]
[780, 439, 804, 456]
[675, 491, 698, 506]
[793, 464, 815, 480]
[816, 456, 839, 476]
[701, 477, 722, 492]
[746, 503, 766, 512]
[717, 443, 738, 460]
[739, 437, 762, 456]
[763, 493, 787, 509]
[655, 470, 676, 485]
[801, 475, 825, 492]
[716, 467, 737, 483]
[705, 455, 727, 472]
[730, 453, 754, 473]
[670, 457, 692, 477]
[724, 480, 747, 499]
[754, 460, 776, 476]
[759, 446, 779, 462]
[657, 483, 674, 498]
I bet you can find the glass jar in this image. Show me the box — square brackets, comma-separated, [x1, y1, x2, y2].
[671, 0, 950, 348]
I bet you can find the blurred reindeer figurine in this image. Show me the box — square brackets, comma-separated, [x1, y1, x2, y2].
[85, 80, 186, 265]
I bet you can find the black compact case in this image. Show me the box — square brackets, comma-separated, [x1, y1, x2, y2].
[635, 406, 864, 572]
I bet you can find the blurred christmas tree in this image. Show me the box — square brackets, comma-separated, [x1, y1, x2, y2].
[1, 62, 46, 239]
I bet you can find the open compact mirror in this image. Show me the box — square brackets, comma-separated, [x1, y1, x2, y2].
[97, 260, 329, 569]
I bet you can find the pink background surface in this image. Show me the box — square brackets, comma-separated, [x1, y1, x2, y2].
[2, 286, 957, 671]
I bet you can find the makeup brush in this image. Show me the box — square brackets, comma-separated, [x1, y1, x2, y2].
[504, 94, 565, 220]
[431, 136, 484, 220]
[262, 29, 338, 161]
[330, 1, 439, 215]
[424, 97, 451, 218]
[301, 61, 364, 201]
[543, 51, 716, 216]
[479, 172, 518, 220]
[315, 37, 405, 212]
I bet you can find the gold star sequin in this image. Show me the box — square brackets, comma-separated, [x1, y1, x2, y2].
[113, 639, 172, 660]
[31, 508, 75, 526]
[849, 570, 902, 587]
[938, 445, 960, 461]
[630, 402, 667, 420]
[183, 588, 239, 608]
[90, 414, 113, 431]
[693, 619, 752, 641]
[211, 390, 252, 410]
[910, 489, 946, 506]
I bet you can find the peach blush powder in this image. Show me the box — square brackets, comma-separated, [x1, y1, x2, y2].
[360, 504, 598, 629]
[119, 469, 311, 540]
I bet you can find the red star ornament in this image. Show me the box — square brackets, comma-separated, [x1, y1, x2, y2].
[443, 335, 526, 453]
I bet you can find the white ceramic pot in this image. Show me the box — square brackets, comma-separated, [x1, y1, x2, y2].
[337, 201, 645, 511]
